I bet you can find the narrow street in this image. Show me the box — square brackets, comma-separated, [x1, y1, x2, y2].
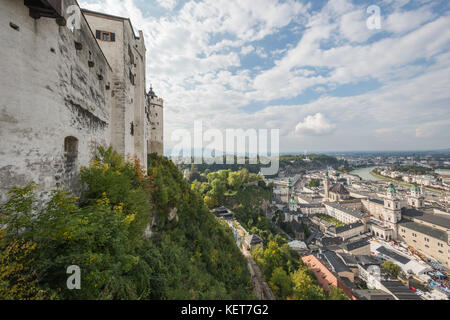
[226, 220, 276, 300]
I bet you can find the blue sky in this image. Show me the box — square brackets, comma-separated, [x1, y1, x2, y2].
[80, 0, 450, 153]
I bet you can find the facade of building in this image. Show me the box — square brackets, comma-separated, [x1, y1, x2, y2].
[83, 9, 150, 169]
[328, 183, 351, 202]
[324, 202, 368, 225]
[398, 217, 450, 267]
[0, 0, 162, 203]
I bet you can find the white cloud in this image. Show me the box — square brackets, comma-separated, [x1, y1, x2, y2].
[384, 7, 435, 34]
[78, 0, 450, 151]
[240, 45, 254, 55]
[295, 113, 336, 136]
[156, 0, 177, 10]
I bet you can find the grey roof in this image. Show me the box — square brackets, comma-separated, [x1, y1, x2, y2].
[320, 237, 343, 247]
[245, 234, 263, 246]
[334, 222, 364, 234]
[401, 208, 450, 229]
[343, 239, 370, 252]
[376, 246, 411, 265]
[298, 203, 324, 208]
[329, 183, 349, 194]
[381, 281, 422, 300]
[324, 202, 367, 219]
[336, 253, 358, 266]
[212, 206, 229, 214]
[323, 251, 351, 273]
[398, 220, 448, 242]
[353, 289, 396, 300]
[355, 255, 382, 266]
[368, 198, 384, 205]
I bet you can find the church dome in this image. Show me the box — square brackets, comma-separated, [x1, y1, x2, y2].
[387, 183, 397, 195]
[410, 183, 421, 194]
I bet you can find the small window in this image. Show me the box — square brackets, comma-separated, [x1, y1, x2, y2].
[129, 69, 135, 85]
[64, 136, 78, 157]
[96, 30, 115, 42]
[64, 136, 78, 169]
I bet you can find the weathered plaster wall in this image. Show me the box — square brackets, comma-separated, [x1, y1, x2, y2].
[83, 11, 148, 170]
[0, 0, 113, 203]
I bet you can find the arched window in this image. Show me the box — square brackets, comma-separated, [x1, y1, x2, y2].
[64, 136, 78, 156]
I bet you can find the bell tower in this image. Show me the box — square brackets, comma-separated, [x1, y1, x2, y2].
[408, 183, 424, 209]
[383, 183, 402, 238]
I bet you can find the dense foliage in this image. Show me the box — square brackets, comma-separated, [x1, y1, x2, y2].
[0, 148, 253, 299]
[381, 260, 401, 277]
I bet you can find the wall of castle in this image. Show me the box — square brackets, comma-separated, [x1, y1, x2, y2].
[0, 0, 113, 203]
[84, 11, 148, 170]
[82, 12, 127, 157]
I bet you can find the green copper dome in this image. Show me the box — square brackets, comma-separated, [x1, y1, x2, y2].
[289, 192, 297, 205]
[410, 183, 421, 193]
[387, 183, 396, 195]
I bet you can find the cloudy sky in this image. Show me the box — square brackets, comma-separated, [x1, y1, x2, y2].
[79, 0, 450, 153]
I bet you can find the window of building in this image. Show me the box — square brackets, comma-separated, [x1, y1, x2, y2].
[96, 30, 115, 42]
[64, 136, 78, 168]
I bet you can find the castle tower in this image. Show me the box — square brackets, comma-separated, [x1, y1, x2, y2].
[408, 182, 424, 209]
[383, 183, 402, 239]
[147, 86, 164, 156]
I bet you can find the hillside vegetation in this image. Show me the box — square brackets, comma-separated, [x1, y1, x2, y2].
[0, 148, 253, 299]
[193, 168, 348, 300]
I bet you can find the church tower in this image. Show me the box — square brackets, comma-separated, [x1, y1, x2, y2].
[408, 183, 424, 209]
[383, 183, 402, 239]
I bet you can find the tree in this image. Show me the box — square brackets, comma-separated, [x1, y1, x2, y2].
[269, 267, 293, 299]
[288, 266, 326, 300]
[204, 195, 217, 208]
[308, 179, 320, 188]
[381, 261, 401, 277]
[228, 171, 244, 190]
[328, 286, 348, 300]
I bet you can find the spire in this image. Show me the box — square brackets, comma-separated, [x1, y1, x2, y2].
[387, 183, 396, 197]
[148, 85, 156, 97]
[410, 182, 421, 195]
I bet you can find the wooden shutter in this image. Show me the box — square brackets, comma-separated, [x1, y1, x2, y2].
[111, 32, 115, 42]
[96, 30, 101, 39]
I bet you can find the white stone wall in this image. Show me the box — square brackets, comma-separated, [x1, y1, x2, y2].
[83, 11, 148, 170]
[0, 0, 113, 203]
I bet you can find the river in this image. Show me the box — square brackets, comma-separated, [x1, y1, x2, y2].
[350, 166, 383, 181]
